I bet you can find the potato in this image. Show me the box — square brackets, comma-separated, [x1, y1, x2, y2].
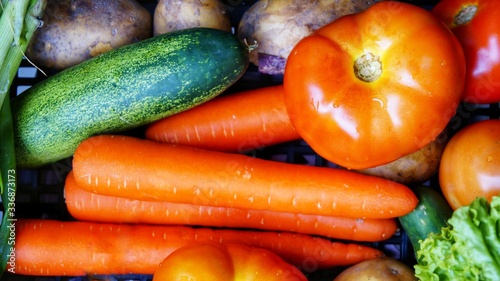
[333, 257, 417, 281]
[26, 0, 152, 71]
[356, 129, 449, 185]
[153, 0, 231, 36]
[237, 0, 385, 75]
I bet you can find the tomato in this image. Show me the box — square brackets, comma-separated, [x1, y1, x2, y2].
[283, 1, 465, 170]
[439, 119, 500, 210]
[433, 0, 500, 104]
[152, 242, 308, 281]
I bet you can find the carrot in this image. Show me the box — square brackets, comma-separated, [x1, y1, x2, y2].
[11, 219, 385, 276]
[72, 134, 418, 219]
[144, 85, 301, 152]
[64, 171, 398, 242]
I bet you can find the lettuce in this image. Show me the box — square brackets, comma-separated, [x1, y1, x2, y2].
[414, 196, 500, 281]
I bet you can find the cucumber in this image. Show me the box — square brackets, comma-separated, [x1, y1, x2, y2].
[399, 185, 453, 254]
[12, 27, 249, 168]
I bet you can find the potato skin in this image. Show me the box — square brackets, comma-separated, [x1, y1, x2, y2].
[153, 0, 231, 36]
[26, 0, 152, 70]
[357, 129, 449, 185]
[237, 0, 386, 75]
[333, 257, 417, 281]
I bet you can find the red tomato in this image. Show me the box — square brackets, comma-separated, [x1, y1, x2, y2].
[439, 119, 500, 210]
[283, 1, 466, 170]
[433, 0, 500, 104]
[152, 242, 308, 281]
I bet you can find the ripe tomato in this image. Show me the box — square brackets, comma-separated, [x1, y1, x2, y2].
[433, 0, 500, 104]
[283, 1, 466, 170]
[152, 242, 308, 281]
[439, 119, 500, 210]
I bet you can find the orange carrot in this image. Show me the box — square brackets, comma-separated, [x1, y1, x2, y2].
[11, 219, 384, 276]
[72, 135, 418, 219]
[144, 85, 301, 152]
[64, 171, 398, 242]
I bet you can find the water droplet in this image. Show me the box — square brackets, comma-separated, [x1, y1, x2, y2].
[372, 97, 384, 108]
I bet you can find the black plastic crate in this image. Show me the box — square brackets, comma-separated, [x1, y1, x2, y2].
[3, 0, 500, 280]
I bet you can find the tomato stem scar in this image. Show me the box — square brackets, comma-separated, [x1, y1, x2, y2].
[454, 4, 477, 26]
[354, 52, 382, 82]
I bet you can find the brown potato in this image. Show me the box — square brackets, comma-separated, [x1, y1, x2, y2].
[26, 0, 152, 71]
[153, 0, 231, 36]
[356, 129, 449, 185]
[333, 257, 417, 281]
[237, 0, 385, 75]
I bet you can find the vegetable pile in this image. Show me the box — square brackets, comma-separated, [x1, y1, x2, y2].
[2, 0, 500, 280]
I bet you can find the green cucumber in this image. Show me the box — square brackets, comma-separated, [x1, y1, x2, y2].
[12, 27, 249, 168]
[399, 185, 453, 254]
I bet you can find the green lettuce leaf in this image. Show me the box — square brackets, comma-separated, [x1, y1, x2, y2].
[414, 196, 500, 281]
